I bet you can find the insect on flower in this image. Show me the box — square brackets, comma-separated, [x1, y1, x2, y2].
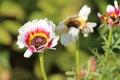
[97, 0, 120, 29]
[56, 5, 97, 46]
[17, 18, 59, 58]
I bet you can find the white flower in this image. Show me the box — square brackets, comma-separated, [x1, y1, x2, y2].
[17, 18, 59, 58]
[56, 5, 97, 46]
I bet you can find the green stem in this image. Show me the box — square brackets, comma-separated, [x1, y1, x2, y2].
[39, 53, 48, 80]
[76, 41, 81, 79]
[104, 29, 112, 64]
[100, 29, 112, 80]
[76, 50, 80, 77]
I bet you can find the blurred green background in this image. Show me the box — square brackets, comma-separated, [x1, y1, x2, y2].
[0, 0, 119, 80]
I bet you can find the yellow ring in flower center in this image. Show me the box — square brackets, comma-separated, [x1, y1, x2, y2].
[26, 31, 50, 46]
[64, 16, 87, 30]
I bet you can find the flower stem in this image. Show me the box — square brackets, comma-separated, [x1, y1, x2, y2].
[104, 29, 112, 64]
[76, 41, 81, 79]
[76, 50, 80, 77]
[39, 53, 48, 80]
[100, 29, 112, 80]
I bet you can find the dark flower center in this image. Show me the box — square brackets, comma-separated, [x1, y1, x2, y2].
[67, 20, 81, 28]
[110, 16, 120, 26]
[111, 16, 116, 21]
[31, 36, 47, 48]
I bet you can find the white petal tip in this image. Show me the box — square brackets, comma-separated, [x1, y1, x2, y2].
[79, 5, 91, 21]
[84, 34, 88, 37]
[24, 47, 35, 58]
[17, 41, 24, 48]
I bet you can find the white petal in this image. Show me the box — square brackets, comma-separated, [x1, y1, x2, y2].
[83, 33, 88, 37]
[17, 41, 24, 48]
[19, 20, 38, 34]
[82, 22, 96, 35]
[114, 0, 118, 8]
[97, 12, 102, 18]
[24, 47, 35, 58]
[68, 27, 80, 42]
[56, 21, 68, 33]
[78, 5, 91, 21]
[60, 34, 71, 46]
[81, 25, 95, 37]
[99, 23, 105, 27]
[87, 22, 97, 28]
[68, 27, 80, 36]
[17, 34, 28, 47]
[39, 18, 56, 33]
[107, 5, 115, 14]
[49, 36, 59, 48]
[82, 29, 89, 37]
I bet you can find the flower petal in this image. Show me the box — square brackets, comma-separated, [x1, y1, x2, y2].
[60, 34, 71, 46]
[68, 27, 80, 42]
[114, 0, 118, 9]
[81, 22, 96, 37]
[17, 34, 27, 48]
[78, 5, 91, 21]
[97, 12, 107, 20]
[87, 22, 97, 28]
[107, 5, 115, 15]
[97, 12, 102, 19]
[17, 41, 24, 48]
[56, 21, 68, 33]
[24, 46, 35, 58]
[48, 36, 59, 48]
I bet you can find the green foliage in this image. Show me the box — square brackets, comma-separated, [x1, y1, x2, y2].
[2, 20, 21, 35]
[0, 26, 12, 45]
[100, 27, 120, 54]
[0, 51, 11, 70]
[49, 74, 66, 80]
[1, 1, 25, 20]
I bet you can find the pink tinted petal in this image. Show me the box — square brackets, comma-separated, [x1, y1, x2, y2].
[97, 13, 107, 20]
[47, 39, 53, 48]
[47, 36, 59, 48]
[107, 18, 113, 24]
[36, 45, 45, 52]
[107, 5, 115, 15]
[115, 8, 120, 15]
[24, 46, 35, 58]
